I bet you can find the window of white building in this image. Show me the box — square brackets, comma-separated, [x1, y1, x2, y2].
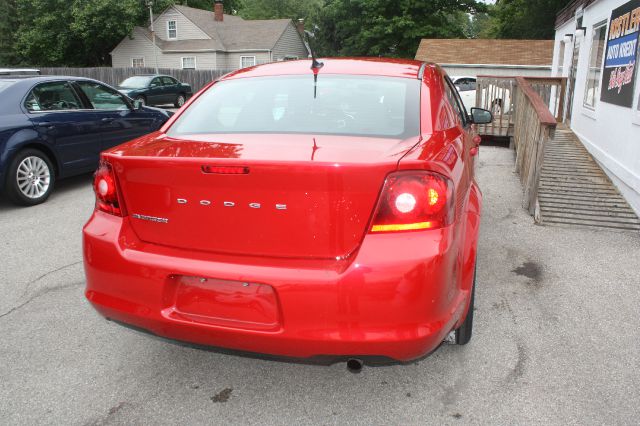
[240, 56, 256, 68]
[131, 57, 145, 68]
[181, 57, 196, 69]
[557, 41, 565, 76]
[583, 21, 607, 109]
[167, 20, 177, 39]
[635, 47, 640, 126]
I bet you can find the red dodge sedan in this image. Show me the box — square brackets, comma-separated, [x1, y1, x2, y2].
[83, 58, 491, 365]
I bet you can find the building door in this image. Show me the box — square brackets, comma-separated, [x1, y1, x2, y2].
[565, 39, 581, 125]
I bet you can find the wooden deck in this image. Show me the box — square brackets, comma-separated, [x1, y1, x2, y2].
[537, 128, 640, 232]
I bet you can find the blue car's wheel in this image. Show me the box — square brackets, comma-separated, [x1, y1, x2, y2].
[5, 148, 55, 206]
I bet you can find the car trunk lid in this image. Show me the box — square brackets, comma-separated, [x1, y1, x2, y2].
[108, 133, 419, 259]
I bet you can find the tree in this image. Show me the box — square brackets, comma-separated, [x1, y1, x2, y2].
[489, 0, 573, 39]
[156, 0, 244, 14]
[12, 0, 142, 66]
[0, 0, 19, 65]
[465, 11, 493, 39]
[7, 0, 233, 67]
[314, 0, 485, 58]
[240, 0, 322, 24]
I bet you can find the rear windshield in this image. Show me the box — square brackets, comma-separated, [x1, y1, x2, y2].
[119, 76, 152, 89]
[167, 75, 420, 139]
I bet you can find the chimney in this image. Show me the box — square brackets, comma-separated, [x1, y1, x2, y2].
[296, 18, 305, 35]
[214, 0, 223, 22]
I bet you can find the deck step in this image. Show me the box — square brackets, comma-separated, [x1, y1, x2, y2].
[535, 129, 640, 232]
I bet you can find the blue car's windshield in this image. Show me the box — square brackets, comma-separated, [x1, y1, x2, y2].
[167, 75, 420, 139]
[119, 76, 152, 89]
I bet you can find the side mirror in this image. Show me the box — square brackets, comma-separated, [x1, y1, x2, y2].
[149, 83, 158, 88]
[470, 108, 493, 124]
[133, 99, 144, 110]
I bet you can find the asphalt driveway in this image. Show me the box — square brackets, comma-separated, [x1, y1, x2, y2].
[1, 146, 639, 425]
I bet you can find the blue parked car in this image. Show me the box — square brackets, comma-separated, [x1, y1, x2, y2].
[0, 76, 172, 206]
[117, 75, 192, 108]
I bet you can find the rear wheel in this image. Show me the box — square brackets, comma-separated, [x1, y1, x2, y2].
[174, 94, 186, 108]
[5, 149, 55, 206]
[455, 266, 476, 345]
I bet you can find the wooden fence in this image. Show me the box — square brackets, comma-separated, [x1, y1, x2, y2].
[38, 67, 234, 92]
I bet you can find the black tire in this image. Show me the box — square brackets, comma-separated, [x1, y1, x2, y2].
[135, 95, 147, 107]
[174, 93, 186, 108]
[4, 148, 56, 206]
[455, 266, 476, 345]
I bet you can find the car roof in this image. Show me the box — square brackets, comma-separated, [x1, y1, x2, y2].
[222, 58, 434, 81]
[1, 75, 102, 83]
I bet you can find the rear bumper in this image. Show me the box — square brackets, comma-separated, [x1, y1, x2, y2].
[83, 212, 470, 362]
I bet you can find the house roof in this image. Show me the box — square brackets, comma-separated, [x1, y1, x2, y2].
[414, 39, 554, 66]
[141, 5, 295, 52]
[555, 0, 600, 28]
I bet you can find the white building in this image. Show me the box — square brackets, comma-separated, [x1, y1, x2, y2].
[415, 39, 555, 78]
[553, 0, 640, 214]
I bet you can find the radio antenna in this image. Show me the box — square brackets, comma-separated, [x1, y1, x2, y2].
[304, 28, 323, 98]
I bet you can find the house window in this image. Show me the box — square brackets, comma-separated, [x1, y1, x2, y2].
[557, 41, 565, 76]
[182, 57, 196, 69]
[583, 21, 607, 109]
[131, 57, 145, 68]
[240, 56, 256, 68]
[167, 20, 177, 39]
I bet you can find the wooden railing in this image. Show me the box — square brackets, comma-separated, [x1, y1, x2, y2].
[475, 76, 566, 137]
[475, 76, 516, 137]
[512, 77, 559, 216]
[476, 76, 567, 216]
[526, 77, 567, 122]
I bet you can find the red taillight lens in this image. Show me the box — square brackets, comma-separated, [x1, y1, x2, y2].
[93, 161, 122, 216]
[370, 171, 454, 233]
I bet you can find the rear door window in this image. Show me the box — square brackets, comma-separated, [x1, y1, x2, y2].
[25, 81, 82, 112]
[444, 77, 468, 124]
[161, 77, 176, 86]
[75, 81, 129, 110]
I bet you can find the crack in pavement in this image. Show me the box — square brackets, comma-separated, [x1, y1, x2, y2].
[0, 280, 84, 319]
[21, 260, 83, 299]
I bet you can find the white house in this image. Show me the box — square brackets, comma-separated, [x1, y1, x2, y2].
[553, 0, 640, 214]
[111, 1, 309, 71]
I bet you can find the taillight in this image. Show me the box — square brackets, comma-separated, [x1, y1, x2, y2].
[202, 165, 249, 174]
[93, 161, 122, 216]
[370, 171, 454, 233]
